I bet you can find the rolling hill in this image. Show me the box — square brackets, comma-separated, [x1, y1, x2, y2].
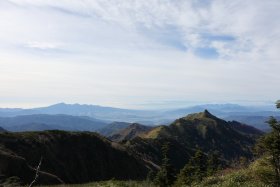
[96, 122, 131, 137]
[109, 123, 153, 142]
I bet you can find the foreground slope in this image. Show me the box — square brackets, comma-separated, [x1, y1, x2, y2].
[193, 156, 273, 187]
[0, 131, 148, 185]
[125, 110, 263, 170]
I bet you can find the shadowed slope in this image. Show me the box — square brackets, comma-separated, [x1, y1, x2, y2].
[0, 130, 148, 185]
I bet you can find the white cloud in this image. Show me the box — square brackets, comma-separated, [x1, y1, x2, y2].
[3, 0, 280, 58]
[0, 0, 280, 108]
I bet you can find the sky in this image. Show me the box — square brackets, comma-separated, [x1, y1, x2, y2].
[0, 0, 280, 109]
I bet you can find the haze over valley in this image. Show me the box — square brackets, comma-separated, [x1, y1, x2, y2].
[0, 102, 278, 132]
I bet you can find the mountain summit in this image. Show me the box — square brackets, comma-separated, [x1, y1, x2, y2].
[181, 109, 219, 121]
[124, 110, 263, 170]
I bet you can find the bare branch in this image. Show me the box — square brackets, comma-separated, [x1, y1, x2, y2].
[29, 157, 43, 187]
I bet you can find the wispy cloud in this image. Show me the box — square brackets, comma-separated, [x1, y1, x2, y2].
[0, 0, 280, 108]
[4, 0, 280, 59]
[25, 41, 62, 50]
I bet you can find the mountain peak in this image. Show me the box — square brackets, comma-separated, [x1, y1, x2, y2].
[47, 102, 67, 107]
[184, 109, 218, 120]
[202, 109, 214, 118]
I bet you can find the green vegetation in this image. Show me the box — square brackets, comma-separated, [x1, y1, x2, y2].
[262, 117, 280, 186]
[143, 126, 171, 139]
[192, 156, 274, 187]
[35, 180, 155, 187]
[153, 142, 176, 187]
[254, 101, 280, 187]
[125, 110, 262, 174]
[207, 151, 222, 176]
[174, 149, 222, 186]
[31, 156, 276, 187]
[109, 123, 152, 142]
[37, 156, 269, 187]
[175, 149, 207, 186]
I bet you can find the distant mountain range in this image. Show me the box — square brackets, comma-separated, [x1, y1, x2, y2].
[0, 102, 278, 130]
[224, 115, 280, 131]
[0, 114, 107, 132]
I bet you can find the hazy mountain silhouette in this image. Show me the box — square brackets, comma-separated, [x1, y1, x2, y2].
[225, 115, 280, 131]
[0, 103, 277, 129]
[0, 114, 108, 132]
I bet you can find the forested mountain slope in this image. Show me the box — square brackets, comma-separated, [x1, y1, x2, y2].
[0, 131, 148, 185]
[124, 110, 263, 170]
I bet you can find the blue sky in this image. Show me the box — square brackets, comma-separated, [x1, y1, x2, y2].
[0, 0, 280, 109]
